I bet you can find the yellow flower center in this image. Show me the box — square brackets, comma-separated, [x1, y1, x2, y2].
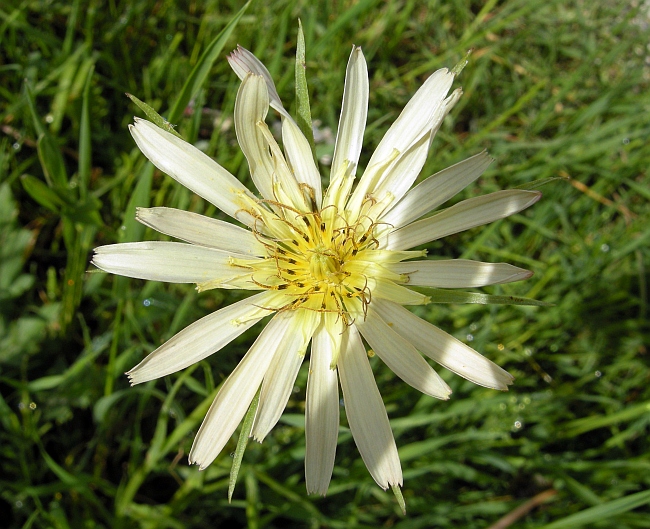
[216, 193, 428, 325]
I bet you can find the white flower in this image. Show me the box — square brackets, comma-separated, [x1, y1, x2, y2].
[93, 45, 539, 495]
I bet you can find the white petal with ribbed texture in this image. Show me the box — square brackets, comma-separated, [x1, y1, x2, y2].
[252, 311, 320, 441]
[330, 46, 368, 184]
[356, 307, 451, 399]
[380, 151, 493, 230]
[348, 68, 455, 210]
[338, 325, 402, 490]
[387, 259, 533, 288]
[126, 291, 281, 385]
[234, 75, 276, 201]
[369, 131, 431, 217]
[228, 45, 292, 120]
[136, 207, 266, 257]
[92, 241, 256, 283]
[387, 190, 542, 251]
[129, 119, 256, 227]
[372, 299, 514, 390]
[282, 117, 323, 207]
[371, 89, 464, 214]
[188, 311, 296, 470]
[305, 322, 340, 496]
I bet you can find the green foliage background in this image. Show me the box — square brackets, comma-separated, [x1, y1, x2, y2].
[1, 0, 649, 527]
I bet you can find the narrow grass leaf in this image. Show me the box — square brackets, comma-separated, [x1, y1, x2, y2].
[24, 81, 69, 189]
[19, 174, 66, 212]
[166, 1, 251, 124]
[539, 489, 650, 529]
[561, 401, 650, 438]
[78, 64, 93, 199]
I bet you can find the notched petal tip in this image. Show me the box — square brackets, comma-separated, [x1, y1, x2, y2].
[124, 371, 137, 387]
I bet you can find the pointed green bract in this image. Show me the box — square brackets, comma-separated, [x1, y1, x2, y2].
[515, 176, 568, 190]
[452, 49, 472, 76]
[392, 484, 406, 515]
[126, 93, 182, 138]
[229, 388, 261, 503]
[423, 288, 553, 306]
[294, 20, 316, 160]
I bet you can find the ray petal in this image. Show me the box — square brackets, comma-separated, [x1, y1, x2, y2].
[330, 46, 368, 185]
[305, 321, 340, 496]
[388, 259, 533, 288]
[136, 207, 266, 256]
[380, 151, 492, 230]
[126, 291, 281, 385]
[129, 119, 256, 227]
[252, 311, 320, 441]
[348, 68, 455, 211]
[387, 190, 542, 250]
[372, 299, 514, 390]
[188, 311, 297, 470]
[282, 117, 323, 207]
[92, 241, 257, 283]
[356, 307, 452, 399]
[338, 325, 402, 490]
[228, 45, 292, 120]
[234, 74, 276, 201]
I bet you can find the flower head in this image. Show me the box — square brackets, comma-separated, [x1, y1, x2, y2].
[93, 44, 539, 495]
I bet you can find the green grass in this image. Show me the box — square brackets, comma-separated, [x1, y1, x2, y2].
[1, 0, 649, 527]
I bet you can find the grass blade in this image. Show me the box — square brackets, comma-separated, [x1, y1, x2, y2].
[166, 1, 251, 124]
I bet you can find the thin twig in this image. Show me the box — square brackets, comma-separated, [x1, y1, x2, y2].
[486, 489, 557, 529]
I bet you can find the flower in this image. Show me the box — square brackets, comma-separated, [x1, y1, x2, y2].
[92, 45, 540, 495]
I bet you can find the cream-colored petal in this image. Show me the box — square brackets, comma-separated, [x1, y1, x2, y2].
[188, 311, 297, 470]
[236, 75, 306, 211]
[388, 259, 533, 288]
[380, 151, 492, 230]
[387, 190, 542, 251]
[136, 207, 266, 257]
[234, 74, 275, 201]
[356, 307, 451, 399]
[371, 299, 514, 390]
[330, 46, 368, 185]
[92, 241, 256, 284]
[371, 89, 464, 217]
[338, 325, 402, 490]
[129, 119, 256, 227]
[228, 45, 291, 120]
[348, 68, 455, 212]
[282, 117, 323, 207]
[252, 311, 320, 441]
[305, 322, 340, 496]
[256, 122, 309, 211]
[126, 291, 281, 384]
